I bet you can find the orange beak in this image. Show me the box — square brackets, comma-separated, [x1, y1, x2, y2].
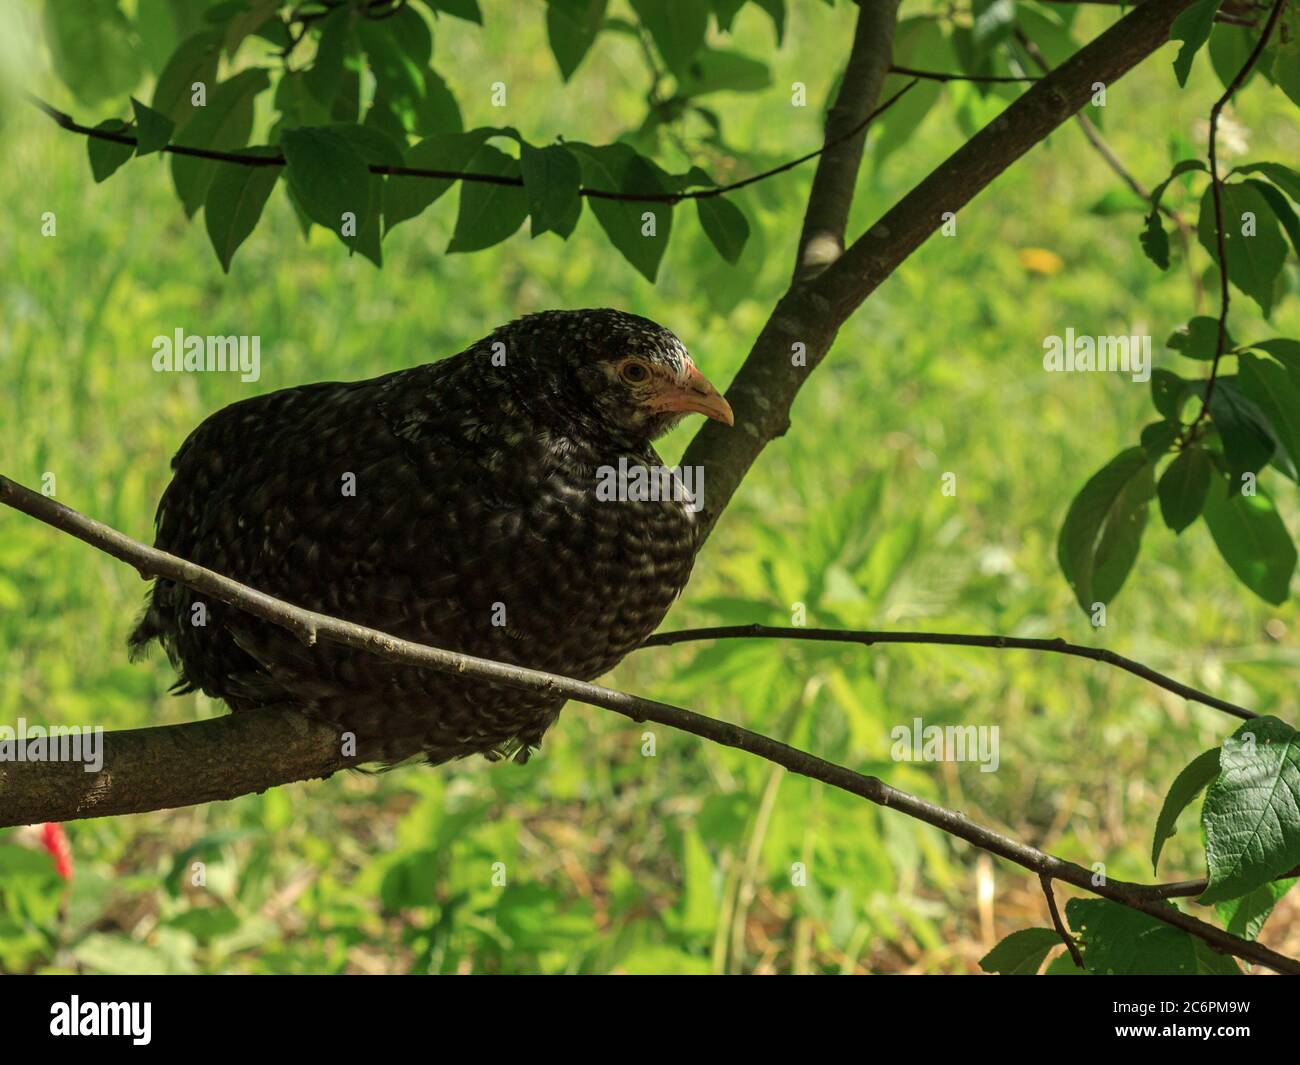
[647, 364, 734, 426]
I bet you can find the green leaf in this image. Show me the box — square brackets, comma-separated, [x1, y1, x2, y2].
[571, 143, 674, 281]
[204, 148, 281, 272]
[1246, 179, 1300, 263]
[1197, 181, 1288, 318]
[1065, 898, 1240, 974]
[446, 144, 529, 253]
[131, 97, 174, 156]
[1208, 23, 1259, 91]
[384, 130, 493, 233]
[281, 126, 372, 252]
[1238, 353, 1300, 482]
[696, 195, 749, 263]
[1151, 748, 1220, 873]
[1150, 369, 1192, 422]
[676, 48, 771, 97]
[171, 68, 269, 218]
[151, 31, 222, 125]
[545, 0, 608, 80]
[304, 7, 356, 109]
[1275, 3, 1300, 107]
[1252, 338, 1300, 376]
[223, 0, 280, 57]
[979, 928, 1063, 975]
[1170, 0, 1223, 87]
[1233, 162, 1300, 204]
[357, 11, 461, 137]
[1217, 877, 1297, 941]
[1140, 420, 1181, 457]
[1157, 448, 1211, 533]
[1203, 477, 1296, 604]
[631, 0, 708, 76]
[43, 0, 143, 105]
[1167, 316, 1231, 360]
[1140, 209, 1171, 271]
[1201, 717, 1300, 904]
[519, 142, 583, 239]
[1196, 377, 1275, 486]
[429, 0, 483, 23]
[1057, 448, 1155, 613]
[87, 120, 134, 183]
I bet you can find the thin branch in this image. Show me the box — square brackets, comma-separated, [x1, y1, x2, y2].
[0, 474, 1296, 974]
[638, 625, 1257, 721]
[1187, 0, 1286, 439]
[1040, 874, 1085, 968]
[23, 84, 916, 207]
[889, 64, 1037, 84]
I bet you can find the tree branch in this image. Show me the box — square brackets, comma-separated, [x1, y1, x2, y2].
[639, 625, 1257, 721]
[793, 0, 902, 282]
[0, 475, 1296, 974]
[682, 0, 1196, 546]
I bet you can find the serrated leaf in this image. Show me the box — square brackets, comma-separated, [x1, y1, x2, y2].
[446, 144, 528, 253]
[1057, 448, 1155, 613]
[1202, 477, 1296, 604]
[171, 68, 268, 218]
[281, 126, 372, 252]
[1200, 717, 1300, 904]
[152, 31, 222, 125]
[979, 928, 1063, 975]
[1197, 182, 1288, 318]
[385, 129, 493, 232]
[1152, 748, 1220, 872]
[520, 142, 583, 238]
[87, 120, 134, 183]
[131, 97, 174, 156]
[695, 195, 749, 263]
[546, 0, 608, 80]
[1158, 448, 1211, 533]
[570, 143, 674, 281]
[204, 148, 281, 271]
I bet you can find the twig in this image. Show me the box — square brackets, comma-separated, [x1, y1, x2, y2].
[1187, 0, 1286, 439]
[23, 82, 916, 207]
[889, 64, 1037, 84]
[1, 474, 1297, 973]
[1040, 873, 1085, 968]
[638, 625, 1257, 721]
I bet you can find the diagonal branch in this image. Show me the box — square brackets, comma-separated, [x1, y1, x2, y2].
[0, 474, 1295, 974]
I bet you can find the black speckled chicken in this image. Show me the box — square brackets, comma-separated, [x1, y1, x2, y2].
[129, 309, 733, 766]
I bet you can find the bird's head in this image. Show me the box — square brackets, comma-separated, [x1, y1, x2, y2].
[496, 309, 733, 446]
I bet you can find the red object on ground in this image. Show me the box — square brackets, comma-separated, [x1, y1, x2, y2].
[40, 822, 73, 880]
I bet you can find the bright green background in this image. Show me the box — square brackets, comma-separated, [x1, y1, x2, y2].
[1, 0, 1298, 972]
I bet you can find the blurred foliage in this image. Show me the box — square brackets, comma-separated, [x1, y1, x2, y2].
[0, 0, 1298, 973]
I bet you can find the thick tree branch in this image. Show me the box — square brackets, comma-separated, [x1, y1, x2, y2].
[794, 0, 902, 282]
[682, 0, 1195, 545]
[0, 475, 1295, 974]
[639, 625, 1257, 721]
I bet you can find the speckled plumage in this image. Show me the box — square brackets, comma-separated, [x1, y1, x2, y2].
[130, 309, 726, 766]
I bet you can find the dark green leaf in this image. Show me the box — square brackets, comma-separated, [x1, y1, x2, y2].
[171, 68, 268, 218]
[1201, 717, 1300, 903]
[281, 126, 372, 250]
[384, 130, 493, 232]
[1057, 448, 1155, 612]
[446, 144, 529, 253]
[677, 48, 771, 96]
[1216, 877, 1297, 941]
[1065, 898, 1240, 974]
[1158, 448, 1211, 533]
[570, 143, 674, 281]
[1246, 179, 1300, 263]
[430, 0, 483, 22]
[1196, 377, 1275, 485]
[1140, 210, 1170, 271]
[1203, 476, 1296, 603]
[979, 928, 1062, 975]
[152, 31, 222, 125]
[1152, 748, 1220, 872]
[305, 7, 356, 108]
[1238, 353, 1300, 481]
[1275, 4, 1300, 107]
[631, 0, 708, 76]
[1167, 316, 1231, 360]
[223, 0, 280, 57]
[1170, 0, 1223, 87]
[87, 120, 134, 183]
[520, 142, 583, 238]
[1140, 420, 1181, 456]
[1253, 338, 1300, 376]
[1150, 369, 1192, 422]
[1197, 182, 1288, 317]
[696, 195, 749, 263]
[43, 0, 143, 105]
[131, 97, 174, 156]
[1233, 162, 1300, 204]
[203, 147, 280, 272]
[546, 0, 608, 80]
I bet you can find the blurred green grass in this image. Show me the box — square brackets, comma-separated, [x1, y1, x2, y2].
[1, 0, 1298, 973]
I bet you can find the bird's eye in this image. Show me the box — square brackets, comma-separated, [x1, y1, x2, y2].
[620, 361, 650, 384]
